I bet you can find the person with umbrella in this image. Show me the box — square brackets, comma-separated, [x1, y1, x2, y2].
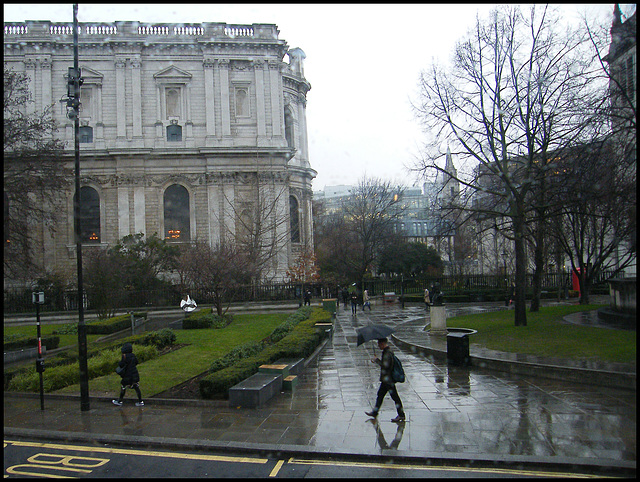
[356, 325, 406, 423]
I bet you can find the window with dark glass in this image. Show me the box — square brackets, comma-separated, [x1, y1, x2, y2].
[164, 184, 190, 241]
[167, 124, 182, 142]
[79, 186, 100, 243]
[289, 195, 300, 243]
[79, 126, 93, 143]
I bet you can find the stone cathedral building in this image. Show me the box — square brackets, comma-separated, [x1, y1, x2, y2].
[4, 20, 315, 282]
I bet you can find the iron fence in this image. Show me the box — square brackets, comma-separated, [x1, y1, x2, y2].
[3, 271, 617, 317]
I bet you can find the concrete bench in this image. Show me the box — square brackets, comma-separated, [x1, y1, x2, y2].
[283, 375, 298, 391]
[228, 372, 283, 408]
[258, 363, 290, 378]
[274, 358, 305, 376]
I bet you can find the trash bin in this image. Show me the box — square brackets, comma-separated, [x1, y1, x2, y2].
[322, 298, 337, 314]
[447, 332, 470, 366]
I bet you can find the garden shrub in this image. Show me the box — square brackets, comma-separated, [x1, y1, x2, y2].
[142, 328, 176, 349]
[183, 308, 233, 329]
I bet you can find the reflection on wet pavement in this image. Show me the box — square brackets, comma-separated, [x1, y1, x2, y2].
[3, 302, 636, 463]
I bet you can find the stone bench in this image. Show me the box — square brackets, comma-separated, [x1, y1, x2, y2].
[274, 357, 305, 376]
[258, 363, 290, 378]
[283, 375, 298, 391]
[228, 372, 282, 409]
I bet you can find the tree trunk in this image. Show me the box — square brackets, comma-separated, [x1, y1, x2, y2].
[513, 211, 528, 326]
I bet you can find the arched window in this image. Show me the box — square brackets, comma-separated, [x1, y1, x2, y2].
[289, 195, 300, 243]
[166, 124, 182, 142]
[79, 186, 100, 243]
[284, 107, 294, 148]
[236, 88, 248, 117]
[164, 184, 190, 241]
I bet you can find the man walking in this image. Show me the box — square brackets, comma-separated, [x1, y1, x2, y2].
[366, 338, 406, 422]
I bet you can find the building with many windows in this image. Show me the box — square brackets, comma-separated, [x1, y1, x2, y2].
[4, 20, 315, 282]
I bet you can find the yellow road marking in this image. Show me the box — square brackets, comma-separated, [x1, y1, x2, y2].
[269, 459, 285, 477]
[5, 440, 267, 465]
[287, 457, 610, 478]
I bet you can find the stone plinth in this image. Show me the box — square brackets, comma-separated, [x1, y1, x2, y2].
[427, 305, 447, 334]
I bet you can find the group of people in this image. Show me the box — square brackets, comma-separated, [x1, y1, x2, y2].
[338, 286, 371, 315]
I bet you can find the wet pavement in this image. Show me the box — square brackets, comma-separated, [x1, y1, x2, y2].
[4, 300, 636, 472]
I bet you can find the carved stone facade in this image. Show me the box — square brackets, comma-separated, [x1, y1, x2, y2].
[4, 21, 316, 281]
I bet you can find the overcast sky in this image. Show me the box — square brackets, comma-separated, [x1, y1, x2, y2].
[4, 3, 632, 191]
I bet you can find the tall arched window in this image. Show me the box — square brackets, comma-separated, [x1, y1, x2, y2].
[164, 184, 190, 241]
[79, 186, 100, 243]
[284, 107, 294, 148]
[289, 195, 300, 243]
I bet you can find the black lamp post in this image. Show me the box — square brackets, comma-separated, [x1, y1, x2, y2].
[69, 3, 90, 411]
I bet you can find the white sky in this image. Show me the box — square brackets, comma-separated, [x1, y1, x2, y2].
[3, 3, 631, 191]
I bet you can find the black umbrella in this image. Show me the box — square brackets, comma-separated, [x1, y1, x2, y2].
[356, 324, 394, 346]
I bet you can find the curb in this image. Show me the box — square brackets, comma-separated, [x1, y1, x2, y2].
[392, 331, 636, 391]
[4, 426, 635, 475]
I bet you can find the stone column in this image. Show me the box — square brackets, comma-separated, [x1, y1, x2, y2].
[218, 59, 232, 141]
[115, 58, 127, 144]
[131, 58, 143, 146]
[203, 58, 216, 145]
[133, 185, 146, 236]
[24, 58, 36, 116]
[117, 182, 130, 239]
[254, 60, 267, 145]
[268, 61, 282, 137]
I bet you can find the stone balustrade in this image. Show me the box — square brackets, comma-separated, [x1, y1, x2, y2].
[4, 21, 276, 40]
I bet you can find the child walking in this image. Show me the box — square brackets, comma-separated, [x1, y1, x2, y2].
[112, 342, 144, 407]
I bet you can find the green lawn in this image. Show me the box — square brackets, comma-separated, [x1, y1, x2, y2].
[447, 304, 636, 364]
[47, 312, 291, 397]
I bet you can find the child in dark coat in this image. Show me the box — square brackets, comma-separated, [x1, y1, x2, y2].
[112, 342, 144, 407]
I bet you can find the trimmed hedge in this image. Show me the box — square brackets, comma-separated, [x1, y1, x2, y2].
[3, 334, 60, 352]
[199, 306, 327, 399]
[85, 312, 148, 335]
[7, 344, 158, 393]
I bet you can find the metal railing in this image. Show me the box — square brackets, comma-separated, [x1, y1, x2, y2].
[3, 271, 616, 317]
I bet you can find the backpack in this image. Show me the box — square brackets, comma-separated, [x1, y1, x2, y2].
[391, 353, 405, 383]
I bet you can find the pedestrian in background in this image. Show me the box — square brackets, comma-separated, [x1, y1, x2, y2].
[350, 290, 359, 315]
[366, 338, 406, 422]
[363, 289, 371, 311]
[424, 287, 430, 311]
[342, 287, 349, 309]
[304, 289, 311, 306]
[112, 342, 144, 407]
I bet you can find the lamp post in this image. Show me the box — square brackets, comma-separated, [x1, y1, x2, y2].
[69, 3, 90, 411]
[33, 291, 45, 410]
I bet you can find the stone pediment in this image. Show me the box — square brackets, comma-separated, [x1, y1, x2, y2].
[153, 65, 192, 84]
[79, 66, 104, 85]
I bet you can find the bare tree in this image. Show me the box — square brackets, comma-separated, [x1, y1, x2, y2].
[4, 66, 72, 282]
[221, 169, 292, 285]
[178, 241, 251, 316]
[412, 5, 603, 325]
[341, 176, 406, 283]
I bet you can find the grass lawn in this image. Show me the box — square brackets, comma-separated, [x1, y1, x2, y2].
[447, 304, 636, 364]
[48, 312, 290, 397]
